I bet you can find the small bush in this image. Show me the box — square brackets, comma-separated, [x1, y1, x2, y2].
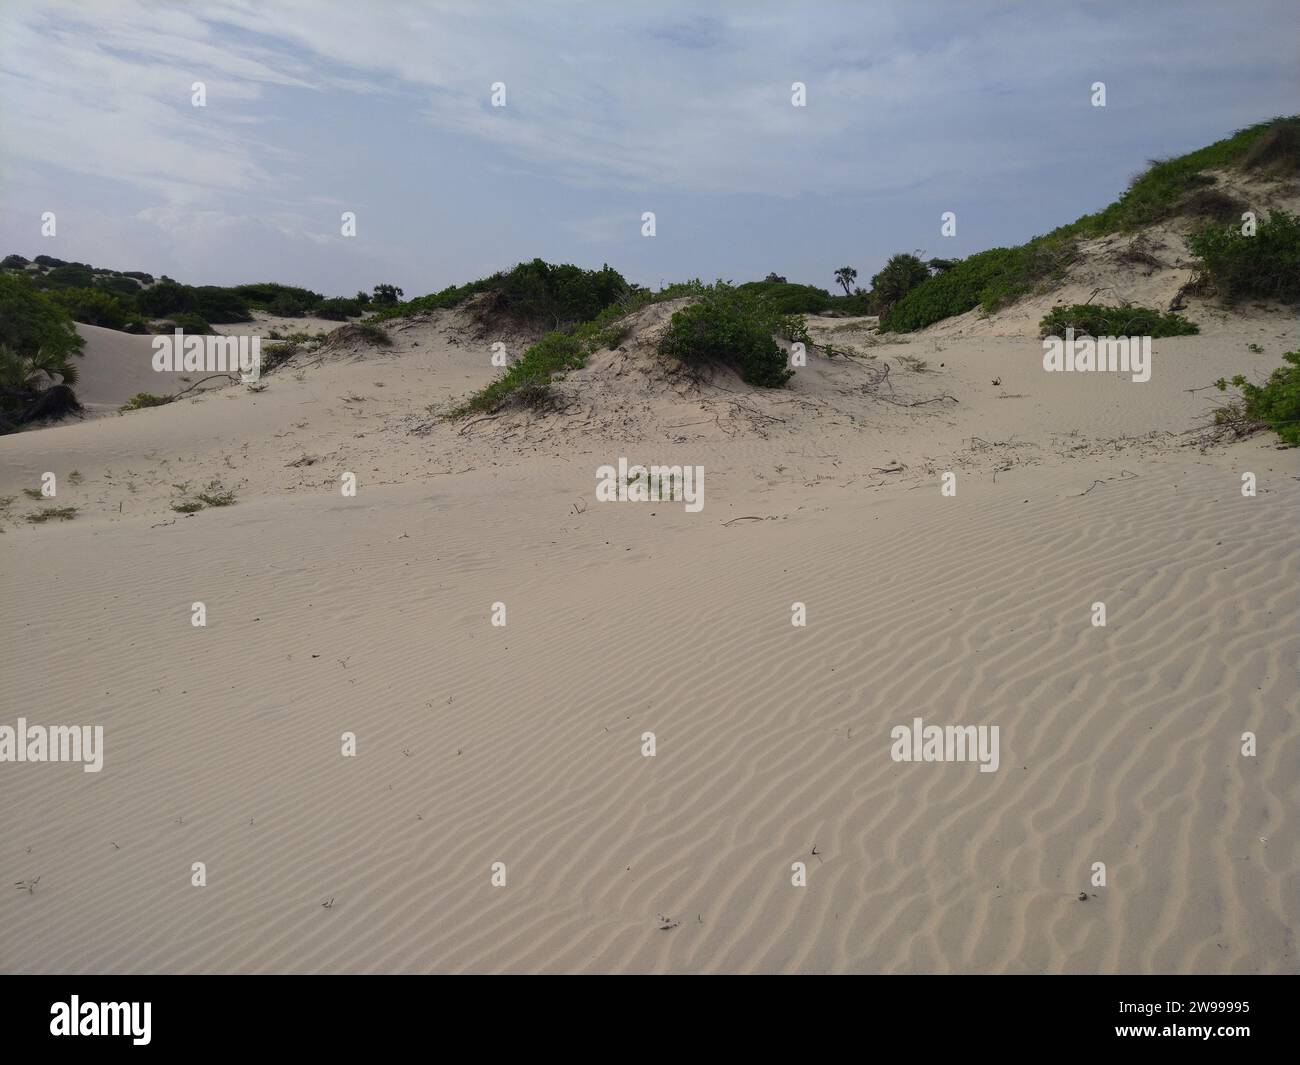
[171, 500, 205, 513]
[26, 506, 77, 523]
[47, 287, 129, 329]
[658, 283, 792, 388]
[259, 342, 298, 375]
[1039, 304, 1199, 338]
[315, 297, 362, 320]
[1214, 350, 1300, 445]
[870, 253, 930, 314]
[452, 331, 587, 416]
[45, 264, 96, 288]
[164, 312, 214, 335]
[1240, 118, 1300, 175]
[1188, 209, 1300, 303]
[94, 274, 143, 298]
[882, 240, 1077, 332]
[355, 322, 391, 346]
[1177, 187, 1247, 224]
[736, 280, 833, 315]
[0, 274, 84, 362]
[268, 293, 308, 317]
[369, 260, 629, 328]
[196, 482, 237, 507]
[120, 392, 174, 411]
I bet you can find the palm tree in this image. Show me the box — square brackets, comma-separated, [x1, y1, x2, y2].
[834, 266, 857, 296]
[0, 344, 82, 429]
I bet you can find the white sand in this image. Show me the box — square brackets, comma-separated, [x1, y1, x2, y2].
[0, 295, 1296, 973]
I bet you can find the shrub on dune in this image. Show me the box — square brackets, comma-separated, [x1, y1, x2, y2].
[1039, 304, 1198, 338]
[658, 283, 793, 388]
[1188, 209, 1300, 303]
[1214, 350, 1300, 446]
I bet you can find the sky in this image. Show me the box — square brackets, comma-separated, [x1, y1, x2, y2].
[1, 0, 1297, 299]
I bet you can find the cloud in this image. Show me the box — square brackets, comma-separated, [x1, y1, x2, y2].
[1, 0, 1296, 292]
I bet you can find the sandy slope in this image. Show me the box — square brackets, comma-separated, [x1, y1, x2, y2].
[0, 303, 1296, 973]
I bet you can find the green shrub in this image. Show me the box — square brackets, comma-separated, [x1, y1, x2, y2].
[161, 313, 213, 335]
[268, 293, 308, 317]
[234, 282, 323, 311]
[657, 283, 793, 388]
[369, 260, 629, 328]
[451, 330, 588, 416]
[736, 280, 834, 315]
[824, 291, 876, 315]
[1039, 304, 1199, 338]
[365, 279, 490, 322]
[869, 253, 930, 313]
[136, 279, 190, 317]
[45, 264, 95, 288]
[0, 273, 84, 361]
[1214, 350, 1300, 445]
[1188, 209, 1300, 303]
[0, 277, 85, 430]
[315, 297, 362, 320]
[196, 481, 237, 506]
[259, 342, 298, 375]
[94, 274, 144, 298]
[191, 286, 251, 323]
[120, 392, 174, 411]
[47, 287, 129, 329]
[880, 117, 1298, 332]
[881, 239, 1076, 331]
[137, 281, 250, 323]
[26, 506, 77, 523]
[355, 322, 391, 346]
[1065, 117, 1300, 236]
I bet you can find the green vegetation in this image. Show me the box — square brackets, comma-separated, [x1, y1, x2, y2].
[46, 287, 129, 329]
[171, 500, 205, 514]
[736, 279, 833, 314]
[450, 330, 585, 416]
[881, 241, 1077, 331]
[658, 282, 793, 388]
[1039, 304, 1199, 338]
[315, 296, 364, 320]
[354, 322, 392, 347]
[196, 481, 238, 507]
[1214, 350, 1300, 446]
[0, 257, 386, 331]
[158, 312, 213, 335]
[870, 253, 930, 315]
[1188, 209, 1300, 303]
[120, 392, 174, 411]
[0, 275, 85, 431]
[367, 259, 629, 328]
[0, 274, 84, 362]
[449, 296, 648, 416]
[26, 506, 78, 523]
[881, 116, 1298, 332]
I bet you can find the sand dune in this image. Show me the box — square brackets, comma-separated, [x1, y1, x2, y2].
[1, 300, 1296, 973]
